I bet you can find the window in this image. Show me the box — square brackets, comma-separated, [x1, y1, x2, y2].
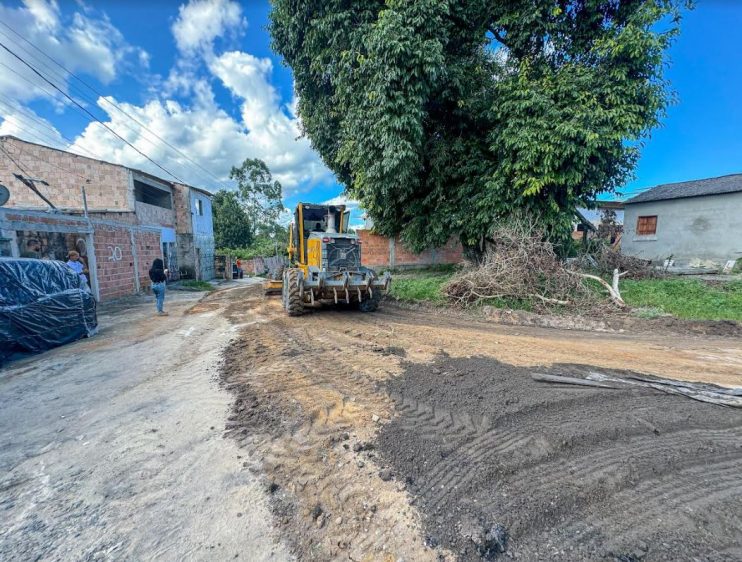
[134, 180, 172, 209]
[636, 215, 657, 236]
[195, 199, 203, 216]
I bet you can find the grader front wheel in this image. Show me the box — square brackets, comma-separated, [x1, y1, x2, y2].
[283, 268, 304, 316]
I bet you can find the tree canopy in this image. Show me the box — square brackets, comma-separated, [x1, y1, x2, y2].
[270, 0, 687, 251]
[212, 190, 252, 249]
[213, 158, 285, 250]
[229, 158, 284, 233]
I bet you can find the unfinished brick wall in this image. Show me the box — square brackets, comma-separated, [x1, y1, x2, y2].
[358, 230, 391, 267]
[1, 208, 163, 302]
[136, 232, 164, 291]
[0, 136, 132, 211]
[93, 225, 137, 301]
[92, 226, 164, 300]
[358, 230, 464, 268]
[1, 210, 87, 232]
[172, 184, 194, 235]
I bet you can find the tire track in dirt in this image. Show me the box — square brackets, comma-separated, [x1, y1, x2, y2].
[216, 288, 742, 561]
[219, 288, 447, 561]
[376, 355, 742, 561]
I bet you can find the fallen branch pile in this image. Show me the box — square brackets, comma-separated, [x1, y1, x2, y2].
[591, 244, 660, 279]
[444, 221, 617, 312]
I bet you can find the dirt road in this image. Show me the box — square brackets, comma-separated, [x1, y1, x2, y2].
[221, 286, 742, 561]
[0, 282, 290, 561]
[2, 283, 741, 561]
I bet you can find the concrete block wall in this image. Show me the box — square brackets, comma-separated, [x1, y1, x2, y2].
[357, 230, 464, 269]
[93, 225, 137, 301]
[134, 201, 175, 227]
[135, 232, 164, 291]
[1, 208, 162, 302]
[194, 233, 215, 280]
[0, 136, 132, 211]
[622, 192, 742, 266]
[172, 184, 194, 235]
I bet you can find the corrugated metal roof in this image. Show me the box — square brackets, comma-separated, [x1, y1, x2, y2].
[626, 173, 742, 204]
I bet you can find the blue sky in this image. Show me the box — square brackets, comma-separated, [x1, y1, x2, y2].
[0, 1, 740, 223]
[621, 0, 742, 198]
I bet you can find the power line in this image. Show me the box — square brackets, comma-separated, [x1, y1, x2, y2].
[0, 137, 92, 182]
[0, 142, 30, 175]
[0, 21, 225, 191]
[0, 59, 114, 160]
[0, 98, 99, 160]
[0, 40, 186, 184]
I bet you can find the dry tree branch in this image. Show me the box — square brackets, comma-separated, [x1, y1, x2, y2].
[567, 268, 627, 308]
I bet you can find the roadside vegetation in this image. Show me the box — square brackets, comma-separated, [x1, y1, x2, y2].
[388, 252, 742, 325]
[391, 272, 741, 322]
[212, 157, 288, 262]
[622, 279, 742, 321]
[389, 269, 454, 305]
[178, 280, 214, 291]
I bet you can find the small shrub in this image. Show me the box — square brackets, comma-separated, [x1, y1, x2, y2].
[179, 280, 214, 291]
[631, 307, 666, 319]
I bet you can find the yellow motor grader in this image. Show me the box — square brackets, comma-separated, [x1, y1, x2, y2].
[264, 203, 391, 316]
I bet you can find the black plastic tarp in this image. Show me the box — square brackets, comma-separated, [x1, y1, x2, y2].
[0, 258, 97, 360]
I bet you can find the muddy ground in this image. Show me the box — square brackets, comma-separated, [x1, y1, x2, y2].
[3, 281, 739, 561]
[0, 281, 290, 561]
[377, 357, 742, 561]
[220, 286, 742, 561]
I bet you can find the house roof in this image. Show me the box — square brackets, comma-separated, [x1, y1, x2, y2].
[626, 173, 742, 204]
[0, 135, 214, 197]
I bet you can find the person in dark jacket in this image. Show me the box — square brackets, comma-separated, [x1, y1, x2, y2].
[149, 258, 168, 316]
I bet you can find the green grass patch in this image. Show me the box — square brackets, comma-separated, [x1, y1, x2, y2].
[389, 269, 742, 322]
[621, 279, 742, 321]
[389, 271, 453, 304]
[179, 280, 214, 291]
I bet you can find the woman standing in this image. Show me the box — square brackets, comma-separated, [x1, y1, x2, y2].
[149, 258, 169, 316]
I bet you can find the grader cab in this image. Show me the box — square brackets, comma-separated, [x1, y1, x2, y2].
[268, 203, 390, 316]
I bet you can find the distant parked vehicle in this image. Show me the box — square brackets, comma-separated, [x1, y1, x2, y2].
[0, 258, 97, 362]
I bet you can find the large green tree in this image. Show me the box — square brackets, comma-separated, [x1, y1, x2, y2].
[229, 158, 285, 233]
[271, 0, 687, 251]
[212, 190, 253, 249]
[213, 158, 285, 249]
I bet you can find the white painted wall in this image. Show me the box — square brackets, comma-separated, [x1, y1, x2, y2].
[622, 192, 742, 265]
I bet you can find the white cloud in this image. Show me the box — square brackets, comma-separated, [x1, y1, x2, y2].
[172, 0, 245, 55]
[0, 1, 149, 105]
[209, 50, 334, 192]
[322, 195, 366, 228]
[23, 0, 60, 30]
[0, 104, 66, 149]
[71, 89, 247, 187]
[2, 0, 336, 205]
[69, 60, 335, 196]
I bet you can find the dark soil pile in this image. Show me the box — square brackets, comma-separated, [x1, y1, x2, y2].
[220, 337, 305, 439]
[376, 356, 742, 561]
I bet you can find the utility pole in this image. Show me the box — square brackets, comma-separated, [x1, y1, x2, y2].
[81, 183, 90, 218]
[13, 174, 56, 210]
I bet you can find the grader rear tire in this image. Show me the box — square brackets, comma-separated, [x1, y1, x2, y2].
[283, 268, 304, 316]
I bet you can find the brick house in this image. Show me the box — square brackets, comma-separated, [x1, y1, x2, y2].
[0, 136, 215, 300]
